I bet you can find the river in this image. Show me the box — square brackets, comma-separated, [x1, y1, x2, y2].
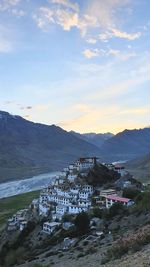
[0, 171, 61, 199]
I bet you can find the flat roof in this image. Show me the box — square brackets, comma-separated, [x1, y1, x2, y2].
[106, 195, 131, 203]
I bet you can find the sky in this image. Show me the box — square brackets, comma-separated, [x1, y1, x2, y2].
[0, 0, 150, 134]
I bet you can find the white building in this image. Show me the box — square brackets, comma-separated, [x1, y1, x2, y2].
[78, 199, 91, 208]
[79, 190, 89, 199]
[100, 189, 116, 197]
[68, 174, 78, 183]
[68, 205, 88, 214]
[57, 196, 71, 206]
[40, 193, 49, 203]
[7, 221, 18, 231]
[43, 222, 61, 234]
[106, 195, 134, 209]
[56, 205, 68, 215]
[76, 157, 97, 171]
[39, 203, 50, 216]
[19, 221, 27, 231]
[70, 187, 80, 194]
[82, 185, 93, 195]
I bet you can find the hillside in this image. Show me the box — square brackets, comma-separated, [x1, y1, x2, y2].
[0, 111, 101, 183]
[125, 153, 150, 182]
[70, 131, 114, 148]
[2, 189, 150, 267]
[100, 128, 150, 161]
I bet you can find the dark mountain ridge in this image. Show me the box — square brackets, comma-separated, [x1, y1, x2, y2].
[0, 111, 101, 182]
[100, 127, 150, 161]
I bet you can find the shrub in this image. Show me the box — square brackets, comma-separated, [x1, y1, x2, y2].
[4, 250, 17, 266]
[83, 241, 89, 246]
[77, 253, 84, 258]
[74, 212, 90, 234]
[135, 191, 150, 211]
[4, 247, 25, 266]
[109, 203, 127, 218]
[103, 224, 150, 262]
[93, 207, 103, 218]
[86, 247, 97, 254]
[123, 188, 141, 200]
[32, 264, 43, 267]
[58, 253, 64, 258]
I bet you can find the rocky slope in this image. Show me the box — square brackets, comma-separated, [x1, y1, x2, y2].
[126, 153, 150, 182]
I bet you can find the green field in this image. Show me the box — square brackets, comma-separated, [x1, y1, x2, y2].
[0, 191, 40, 229]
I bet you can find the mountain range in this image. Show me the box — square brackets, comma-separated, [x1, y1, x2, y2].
[100, 128, 150, 161]
[0, 111, 101, 182]
[70, 131, 114, 148]
[71, 128, 150, 162]
[0, 110, 150, 183]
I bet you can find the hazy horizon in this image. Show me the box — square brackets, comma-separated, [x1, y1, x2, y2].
[1, 109, 149, 135]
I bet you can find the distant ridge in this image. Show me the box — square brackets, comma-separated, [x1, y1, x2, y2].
[0, 111, 101, 183]
[100, 128, 150, 161]
[70, 131, 114, 148]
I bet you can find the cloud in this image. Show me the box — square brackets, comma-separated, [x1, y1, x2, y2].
[58, 102, 150, 134]
[86, 38, 97, 44]
[120, 106, 150, 116]
[56, 9, 78, 30]
[86, 0, 127, 29]
[33, 0, 141, 49]
[50, 0, 79, 12]
[20, 106, 32, 110]
[108, 49, 136, 61]
[111, 28, 141, 40]
[0, 0, 21, 11]
[33, 6, 98, 35]
[99, 28, 141, 42]
[0, 38, 12, 52]
[82, 48, 100, 59]
[33, 7, 79, 31]
[99, 31, 111, 42]
[11, 8, 26, 17]
[58, 104, 121, 133]
[108, 49, 120, 57]
[4, 100, 15, 104]
[0, 25, 13, 53]
[33, 7, 55, 30]
[77, 14, 98, 37]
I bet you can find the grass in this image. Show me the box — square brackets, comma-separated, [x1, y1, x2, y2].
[0, 190, 40, 228]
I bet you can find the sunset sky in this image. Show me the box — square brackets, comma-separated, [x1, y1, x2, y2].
[0, 0, 150, 133]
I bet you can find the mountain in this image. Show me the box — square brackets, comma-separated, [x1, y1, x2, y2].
[70, 131, 114, 148]
[100, 128, 150, 162]
[125, 153, 150, 181]
[0, 111, 101, 183]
